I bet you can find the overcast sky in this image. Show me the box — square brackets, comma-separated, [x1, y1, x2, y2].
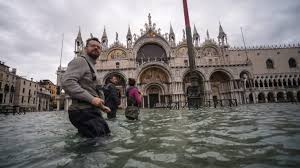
[0, 0, 299, 84]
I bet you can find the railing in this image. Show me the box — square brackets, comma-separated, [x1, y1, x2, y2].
[154, 98, 238, 110]
[0, 105, 26, 115]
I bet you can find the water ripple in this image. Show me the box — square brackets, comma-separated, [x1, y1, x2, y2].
[0, 103, 300, 167]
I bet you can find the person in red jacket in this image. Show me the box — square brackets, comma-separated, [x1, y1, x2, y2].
[125, 78, 142, 120]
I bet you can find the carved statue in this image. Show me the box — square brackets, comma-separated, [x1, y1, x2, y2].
[144, 23, 149, 31]
[158, 28, 161, 35]
[148, 13, 152, 26]
[116, 32, 119, 42]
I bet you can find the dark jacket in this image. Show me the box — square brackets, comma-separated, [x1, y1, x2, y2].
[104, 83, 121, 110]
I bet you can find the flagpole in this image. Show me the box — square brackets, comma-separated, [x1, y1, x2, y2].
[240, 27, 249, 61]
[59, 33, 64, 68]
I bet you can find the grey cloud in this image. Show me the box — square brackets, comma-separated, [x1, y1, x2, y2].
[0, 0, 299, 83]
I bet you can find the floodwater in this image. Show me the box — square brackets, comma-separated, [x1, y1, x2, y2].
[0, 103, 300, 168]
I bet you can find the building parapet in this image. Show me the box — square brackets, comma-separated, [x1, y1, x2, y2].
[229, 43, 300, 51]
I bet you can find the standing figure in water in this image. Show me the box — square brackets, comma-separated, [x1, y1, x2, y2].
[62, 37, 111, 138]
[104, 75, 121, 119]
[125, 78, 142, 120]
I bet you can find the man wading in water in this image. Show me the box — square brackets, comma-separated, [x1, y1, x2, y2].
[62, 37, 111, 138]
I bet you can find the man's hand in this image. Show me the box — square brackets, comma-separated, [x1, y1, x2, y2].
[91, 97, 111, 113]
[91, 97, 105, 107]
[100, 105, 111, 113]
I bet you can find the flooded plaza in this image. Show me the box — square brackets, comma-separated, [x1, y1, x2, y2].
[0, 103, 300, 168]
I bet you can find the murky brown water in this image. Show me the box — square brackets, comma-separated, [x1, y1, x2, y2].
[0, 103, 300, 168]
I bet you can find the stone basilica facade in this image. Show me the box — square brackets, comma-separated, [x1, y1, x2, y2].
[68, 14, 300, 108]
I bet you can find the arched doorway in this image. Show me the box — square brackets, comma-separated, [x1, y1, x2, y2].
[277, 92, 285, 102]
[209, 71, 232, 100]
[183, 71, 204, 96]
[258, 93, 266, 103]
[267, 92, 275, 102]
[146, 85, 164, 108]
[249, 93, 254, 103]
[139, 66, 170, 108]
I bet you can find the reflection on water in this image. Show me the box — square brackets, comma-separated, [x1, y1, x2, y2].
[0, 103, 300, 168]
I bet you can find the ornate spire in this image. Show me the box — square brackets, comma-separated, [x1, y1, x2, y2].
[126, 25, 132, 40]
[218, 21, 228, 47]
[169, 23, 174, 35]
[102, 26, 107, 38]
[219, 21, 224, 34]
[75, 27, 83, 57]
[193, 25, 198, 35]
[169, 23, 175, 47]
[193, 25, 200, 46]
[127, 25, 133, 48]
[76, 27, 82, 41]
[101, 26, 108, 48]
[90, 33, 93, 38]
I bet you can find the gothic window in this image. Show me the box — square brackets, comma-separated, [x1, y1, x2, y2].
[288, 58, 297, 68]
[278, 80, 282, 87]
[273, 79, 277, 87]
[255, 80, 258, 87]
[288, 79, 292, 87]
[266, 59, 274, 69]
[293, 78, 297, 86]
[116, 62, 120, 69]
[264, 80, 268, 87]
[269, 79, 273, 87]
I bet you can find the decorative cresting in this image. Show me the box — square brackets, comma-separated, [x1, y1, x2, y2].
[132, 13, 171, 65]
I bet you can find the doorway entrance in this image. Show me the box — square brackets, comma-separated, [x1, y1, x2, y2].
[149, 94, 159, 108]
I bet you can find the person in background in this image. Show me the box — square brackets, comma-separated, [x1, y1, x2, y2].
[104, 75, 121, 119]
[125, 78, 142, 120]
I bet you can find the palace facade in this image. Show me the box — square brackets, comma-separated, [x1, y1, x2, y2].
[60, 14, 300, 109]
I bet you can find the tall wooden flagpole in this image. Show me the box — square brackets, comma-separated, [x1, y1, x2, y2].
[182, 0, 201, 108]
